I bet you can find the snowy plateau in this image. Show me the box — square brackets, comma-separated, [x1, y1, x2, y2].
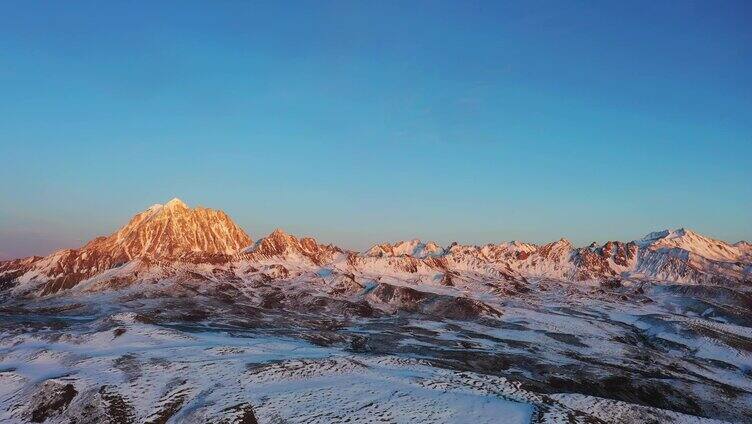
[1, 198, 751, 423]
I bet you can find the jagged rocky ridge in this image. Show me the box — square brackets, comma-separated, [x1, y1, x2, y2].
[1, 199, 752, 423]
[1, 199, 749, 300]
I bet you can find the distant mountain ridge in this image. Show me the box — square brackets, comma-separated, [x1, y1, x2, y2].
[0, 198, 750, 298]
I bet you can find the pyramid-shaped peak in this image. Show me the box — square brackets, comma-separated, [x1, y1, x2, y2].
[365, 239, 443, 258]
[639, 228, 740, 261]
[107, 199, 251, 259]
[638, 229, 671, 244]
[535, 238, 573, 259]
[673, 228, 699, 237]
[269, 228, 291, 238]
[244, 228, 298, 253]
[639, 228, 698, 245]
[164, 197, 188, 209]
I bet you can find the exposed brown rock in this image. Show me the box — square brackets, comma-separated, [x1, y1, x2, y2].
[4, 198, 251, 295]
[242, 229, 341, 265]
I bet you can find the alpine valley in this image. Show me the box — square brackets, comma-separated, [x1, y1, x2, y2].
[1, 199, 751, 424]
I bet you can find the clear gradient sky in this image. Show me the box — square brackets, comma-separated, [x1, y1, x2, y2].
[1, 1, 751, 259]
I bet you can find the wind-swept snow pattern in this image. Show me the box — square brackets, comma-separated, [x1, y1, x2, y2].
[0, 306, 738, 424]
[1, 199, 751, 423]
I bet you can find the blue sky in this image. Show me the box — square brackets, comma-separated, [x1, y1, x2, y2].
[1, 1, 751, 258]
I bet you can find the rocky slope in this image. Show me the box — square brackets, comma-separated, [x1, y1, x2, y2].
[1, 199, 751, 423]
[108, 198, 251, 259]
[0, 198, 251, 296]
[0, 199, 749, 300]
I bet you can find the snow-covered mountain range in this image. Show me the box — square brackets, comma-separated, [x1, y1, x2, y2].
[1, 198, 749, 300]
[1, 199, 751, 423]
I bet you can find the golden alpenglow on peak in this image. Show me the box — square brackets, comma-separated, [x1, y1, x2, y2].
[164, 197, 188, 210]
